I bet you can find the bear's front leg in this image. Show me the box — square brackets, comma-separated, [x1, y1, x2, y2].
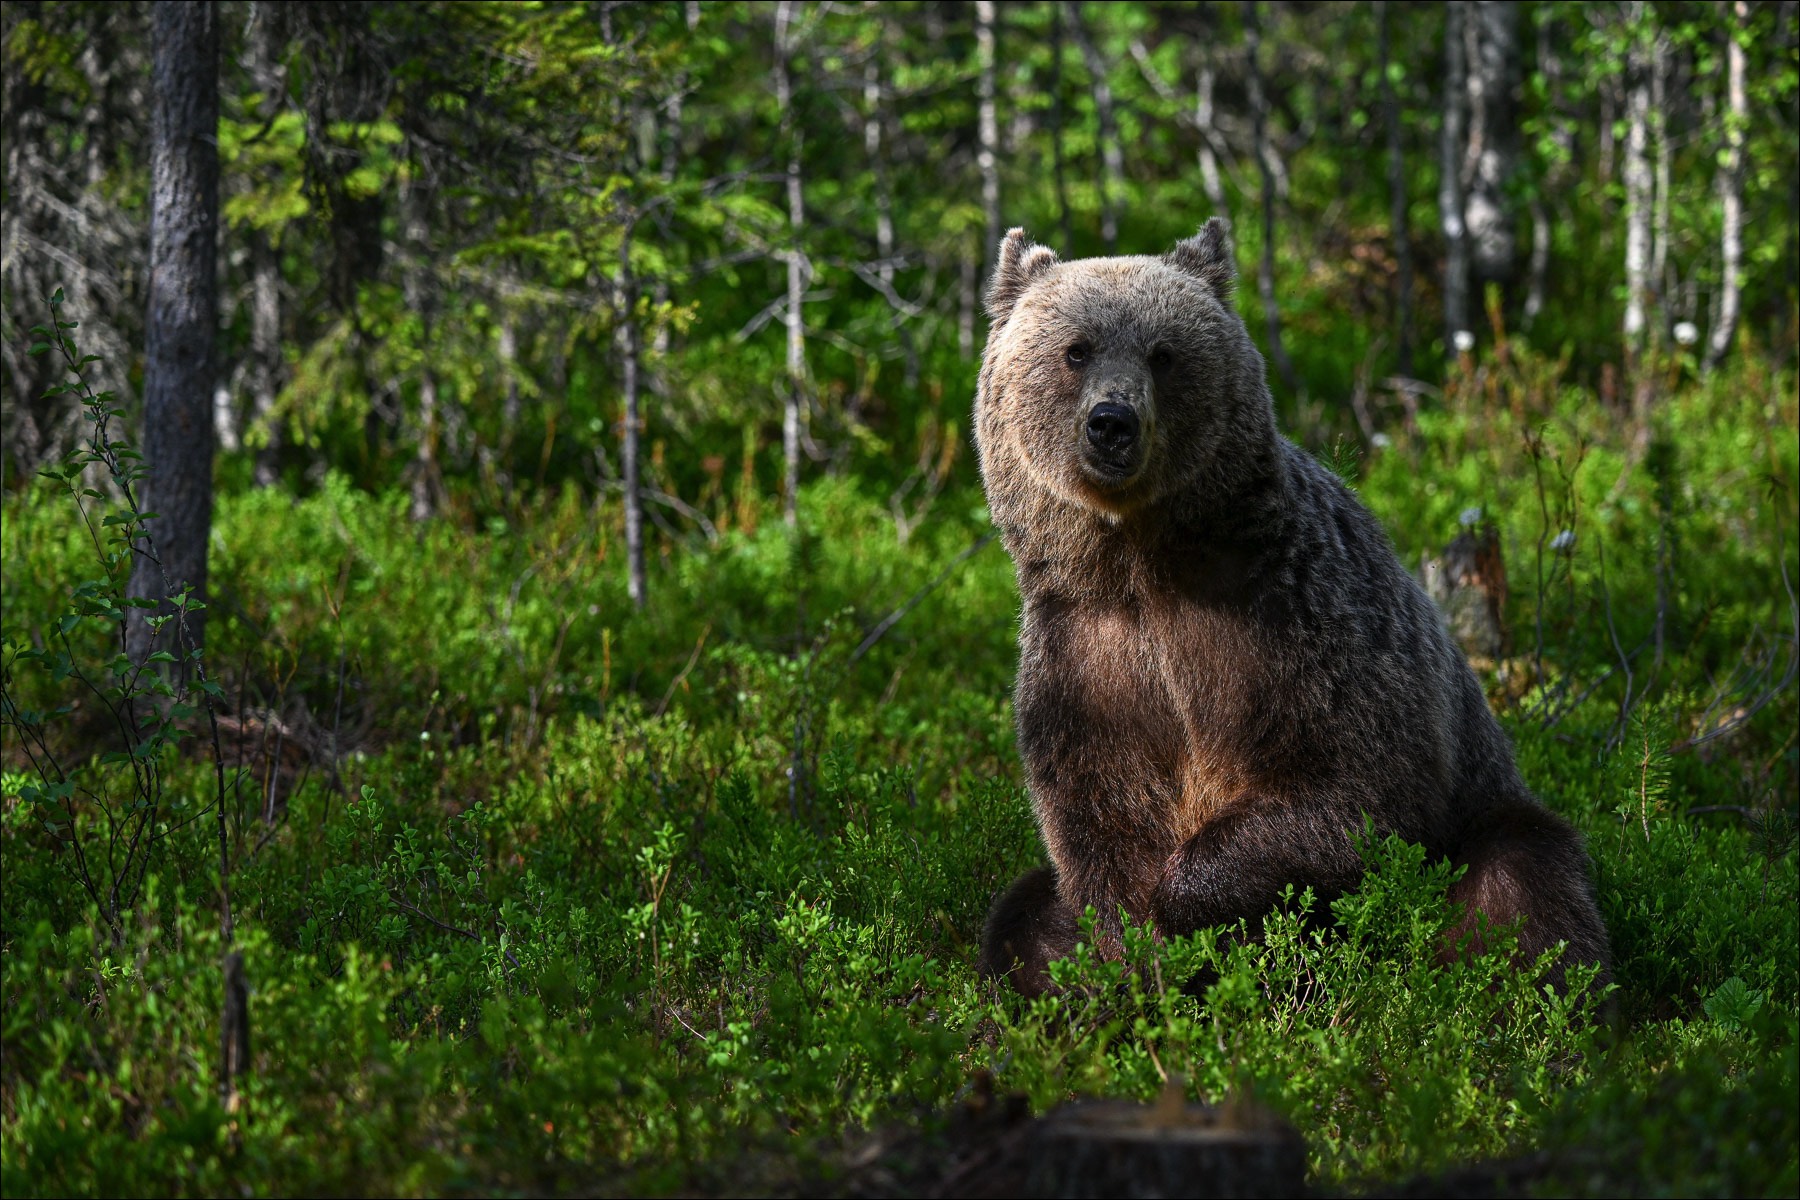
[1149, 803, 1368, 937]
[978, 866, 1080, 998]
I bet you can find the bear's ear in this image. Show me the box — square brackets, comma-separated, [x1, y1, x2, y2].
[1164, 217, 1237, 297]
[985, 228, 1059, 322]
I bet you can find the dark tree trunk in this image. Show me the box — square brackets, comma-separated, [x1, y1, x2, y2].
[128, 0, 219, 667]
[1379, 0, 1414, 377]
[1242, 1, 1298, 394]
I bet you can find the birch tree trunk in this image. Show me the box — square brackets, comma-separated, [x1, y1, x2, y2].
[1378, 1, 1414, 377]
[246, 1, 284, 487]
[863, 30, 893, 291]
[498, 316, 521, 457]
[1650, 29, 1670, 299]
[1049, 4, 1073, 254]
[128, 0, 219, 666]
[1242, 0, 1298, 394]
[976, 0, 1001, 268]
[1439, 0, 1471, 349]
[619, 219, 646, 610]
[1067, 3, 1122, 254]
[1622, 3, 1653, 362]
[246, 230, 281, 486]
[401, 179, 441, 523]
[1195, 58, 1228, 218]
[862, 10, 919, 388]
[1598, 78, 1617, 184]
[1523, 12, 1565, 333]
[959, 253, 976, 360]
[1704, 1, 1747, 373]
[1463, 1, 1519, 287]
[775, 0, 808, 525]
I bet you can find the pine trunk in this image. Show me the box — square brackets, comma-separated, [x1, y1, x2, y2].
[127, 1, 219, 667]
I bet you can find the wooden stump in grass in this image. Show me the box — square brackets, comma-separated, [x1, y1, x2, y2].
[926, 1082, 1307, 1200]
[1020, 1094, 1306, 1200]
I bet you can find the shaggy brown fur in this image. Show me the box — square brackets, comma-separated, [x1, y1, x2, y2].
[974, 220, 1610, 998]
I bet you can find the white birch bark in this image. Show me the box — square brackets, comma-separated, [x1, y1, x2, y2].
[1242, 0, 1297, 393]
[976, 1, 1001, 266]
[1705, 1, 1747, 372]
[619, 220, 646, 610]
[1462, 1, 1518, 286]
[775, 0, 808, 525]
[1067, 3, 1122, 253]
[1439, 1, 1471, 348]
[1622, 2, 1653, 357]
[1195, 59, 1227, 216]
[1379, 1, 1413, 376]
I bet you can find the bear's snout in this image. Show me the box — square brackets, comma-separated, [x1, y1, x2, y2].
[1086, 403, 1140, 458]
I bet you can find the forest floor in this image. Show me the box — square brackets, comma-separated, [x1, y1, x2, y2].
[3, 352, 1797, 1197]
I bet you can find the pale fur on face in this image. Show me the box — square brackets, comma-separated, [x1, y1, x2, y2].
[975, 222, 1277, 524]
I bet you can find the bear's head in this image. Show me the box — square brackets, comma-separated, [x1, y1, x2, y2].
[975, 218, 1276, 523]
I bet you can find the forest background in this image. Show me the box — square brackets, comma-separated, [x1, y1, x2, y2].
[1, 1, 1797, 1195]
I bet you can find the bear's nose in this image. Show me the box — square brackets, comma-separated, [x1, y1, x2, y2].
[1085, 403, 1140, 456]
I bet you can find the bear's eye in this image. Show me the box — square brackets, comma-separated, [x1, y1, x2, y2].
[1065, 343, 1090, 368]
[1149, 347, 1173, 370]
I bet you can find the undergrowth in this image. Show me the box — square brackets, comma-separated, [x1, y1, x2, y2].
[2, 336, 1796, 1197]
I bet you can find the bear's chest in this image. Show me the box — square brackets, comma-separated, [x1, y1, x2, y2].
[1018, 593, 1266, 839]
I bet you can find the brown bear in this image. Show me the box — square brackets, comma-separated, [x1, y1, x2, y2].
[974, 219, 1610, 998]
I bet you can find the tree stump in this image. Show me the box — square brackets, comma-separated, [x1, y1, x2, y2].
[924, 1084, 1307, 1200]
[1019, 1096, 1306, 1200]
[1421, 521, 1509, 665]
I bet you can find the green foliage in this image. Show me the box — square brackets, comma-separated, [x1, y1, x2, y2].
[5, 334, 1796, 1195]
[4, 1, 1799, 1193]
[3, 297, 224, 940]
